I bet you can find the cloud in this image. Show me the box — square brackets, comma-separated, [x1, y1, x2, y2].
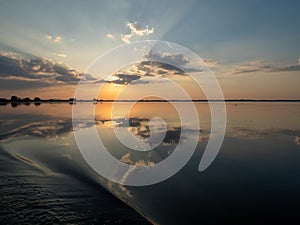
[0, 51, 19, 59]
[93, 78, 106, 84]
[230, 59, 300, 75]
[106, 117, 182, 145]
[106, 33, 115, 39]
[229, 127, 300, 140]
[138, 61, 184, 74]
[107, 73, 141, 85]
[127, 22, 154, 36]
[0, 52, 91, 89]
[121, 22, 154, 44]
[271, 58, 300, 72]
[144, 49, 189, 66]
[46, 35, 62, 43]
[120, 153, 133, 164]
[119, 152, 154, 167]
[231, 61, 266, 74]
[203, 59, 219, 68]
[81, 73, 97, 81]
[56, 52, 66, 58]
[120, 34, 132, 44]
[0, 118, 100, 141]
[0, 119, 73, 141]
[107, 61, 185, 85]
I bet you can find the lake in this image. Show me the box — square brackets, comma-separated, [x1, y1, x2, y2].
[1, 102, 300, 224]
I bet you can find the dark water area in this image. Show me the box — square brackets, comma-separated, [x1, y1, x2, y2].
[0, 103, 151, 224]
[1, 102, 300, 224]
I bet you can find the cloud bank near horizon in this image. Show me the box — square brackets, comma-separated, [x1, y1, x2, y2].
[0, 52, 96, 90]
[229, 59, 300, 75]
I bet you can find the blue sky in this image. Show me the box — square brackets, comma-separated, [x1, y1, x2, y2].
[0, 0, 300, 99]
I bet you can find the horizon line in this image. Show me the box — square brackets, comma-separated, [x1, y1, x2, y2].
[1, 97, 300, 103]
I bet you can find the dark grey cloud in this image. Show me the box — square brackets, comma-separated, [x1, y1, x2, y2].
[107, 73, 141, 85]
[143, 50, 206, 73]
[106, 50, 209, 85]
[0, 52, 95, 89]
[137, 61, 184, 74]
[143, 49, 189, 66]
[108, 61, 185, 85]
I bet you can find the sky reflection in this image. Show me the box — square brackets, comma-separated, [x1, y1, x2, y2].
[1, 102, 300, 224]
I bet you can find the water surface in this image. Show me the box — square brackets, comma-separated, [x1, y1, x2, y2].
[1, 102, 300, 224]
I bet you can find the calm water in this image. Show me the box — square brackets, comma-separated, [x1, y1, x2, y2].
[1, 102, 300, 224]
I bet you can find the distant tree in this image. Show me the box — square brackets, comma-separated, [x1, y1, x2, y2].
[34, 97, 41, 102]
[0, 98, 7, 105]
[69, 98, 76, 104]
[11, 96, 18, 102]
[11, 102, 18, 107]
[23, 97, 31, 105]
[23, 97, 31, 102]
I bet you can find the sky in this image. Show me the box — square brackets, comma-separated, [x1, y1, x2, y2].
[0, 0, 300, 99]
